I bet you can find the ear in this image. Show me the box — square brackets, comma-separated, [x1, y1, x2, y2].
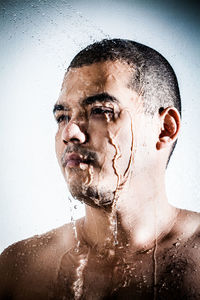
[156, 107, 181, 150]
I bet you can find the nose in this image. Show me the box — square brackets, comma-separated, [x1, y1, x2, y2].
[62, 122, 86, 144]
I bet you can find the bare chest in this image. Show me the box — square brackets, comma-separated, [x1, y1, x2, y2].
[12, 242, 200, 300]
[52, 245, 200, 299]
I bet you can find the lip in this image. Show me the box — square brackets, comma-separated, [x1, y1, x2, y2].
[64, 152, 88, 168]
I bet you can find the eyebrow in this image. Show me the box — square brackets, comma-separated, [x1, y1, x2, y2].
[53, 93, 119, 114]
[82, 93, 120, 106]
[53, 104, 69, 114]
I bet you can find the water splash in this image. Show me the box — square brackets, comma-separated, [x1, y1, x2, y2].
[62, 109, 135, 297]
[107, 130, 121, 246]
[72, 252, 89, 300]
[85, 165, 94, 186]
[106, 109, 135, 291]
[106, 109, 134, 247]
[55, 243, 89, 299]
[68, 195, 78, 243]
[122, 110, 134, 181]
[56, 193, 89, 299]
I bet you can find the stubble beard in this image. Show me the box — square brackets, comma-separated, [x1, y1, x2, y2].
[68, 180, 115, 209]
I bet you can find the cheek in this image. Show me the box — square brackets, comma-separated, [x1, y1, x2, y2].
[55, 131, 64, 161]
[103, 115, 134, 175]
[87, 121, 110, 150]
[115, 126, 134, 173]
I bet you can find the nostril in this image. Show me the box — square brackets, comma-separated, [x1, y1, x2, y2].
[70, 138, 81, 143]
[83, 132, 89, 144]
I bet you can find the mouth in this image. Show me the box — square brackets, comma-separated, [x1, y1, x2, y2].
[63, 153, 91, 169]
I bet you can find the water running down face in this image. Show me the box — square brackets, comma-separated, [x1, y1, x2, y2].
[54, 60, 159, 208]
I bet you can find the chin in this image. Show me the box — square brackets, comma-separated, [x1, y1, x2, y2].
[69, 182, 115, 210]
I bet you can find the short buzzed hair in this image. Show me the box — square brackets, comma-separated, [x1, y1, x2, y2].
[68, 39, 181, 163]
[69, 39, 181, 116]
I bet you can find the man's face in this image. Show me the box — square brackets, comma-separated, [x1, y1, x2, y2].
[54, 60, 157, 208]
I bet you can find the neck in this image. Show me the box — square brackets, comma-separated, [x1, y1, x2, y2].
[79, 170, 180, 253]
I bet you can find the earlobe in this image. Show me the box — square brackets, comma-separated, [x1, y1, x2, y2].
[156, 107, 181, 150]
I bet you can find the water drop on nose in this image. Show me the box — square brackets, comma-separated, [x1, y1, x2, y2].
[173, 242, 180, 247]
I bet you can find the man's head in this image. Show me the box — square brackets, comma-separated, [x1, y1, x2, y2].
[53, 39, 181, 208]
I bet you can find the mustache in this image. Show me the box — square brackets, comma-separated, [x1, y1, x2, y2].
[61, 144, 99, 167]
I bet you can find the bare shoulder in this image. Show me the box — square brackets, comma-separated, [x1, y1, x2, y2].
[180, 209, 200, 236]
[186, 210, 200, 255]
[161, 209, 200, 273]
[173, 209, 200, 279]
[0, 220, 80, 299]
[0, 220, 76, 261]
[179, 210, 200, 294]
[176, 209, 200, 246]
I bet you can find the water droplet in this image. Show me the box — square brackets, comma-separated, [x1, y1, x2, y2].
[68, 195, 78, 242]
[173, 242, 180, 247]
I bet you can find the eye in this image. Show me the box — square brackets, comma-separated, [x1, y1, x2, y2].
[90, 107, 114, 120]
[55, 114, 70, 124]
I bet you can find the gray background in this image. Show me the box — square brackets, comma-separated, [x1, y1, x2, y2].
[0, 0, 200, 253]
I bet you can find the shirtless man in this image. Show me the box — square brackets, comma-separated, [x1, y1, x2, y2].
[0, 39, 200, 300]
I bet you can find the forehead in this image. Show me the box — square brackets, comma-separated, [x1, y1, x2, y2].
[66, 60, 133, 83]
[58, 60, 141, 108]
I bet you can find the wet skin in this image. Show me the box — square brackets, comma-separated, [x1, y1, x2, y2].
[0, 61, 200, 299]
[54, 60, 139, 205]
[0, 216, 200, 300]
